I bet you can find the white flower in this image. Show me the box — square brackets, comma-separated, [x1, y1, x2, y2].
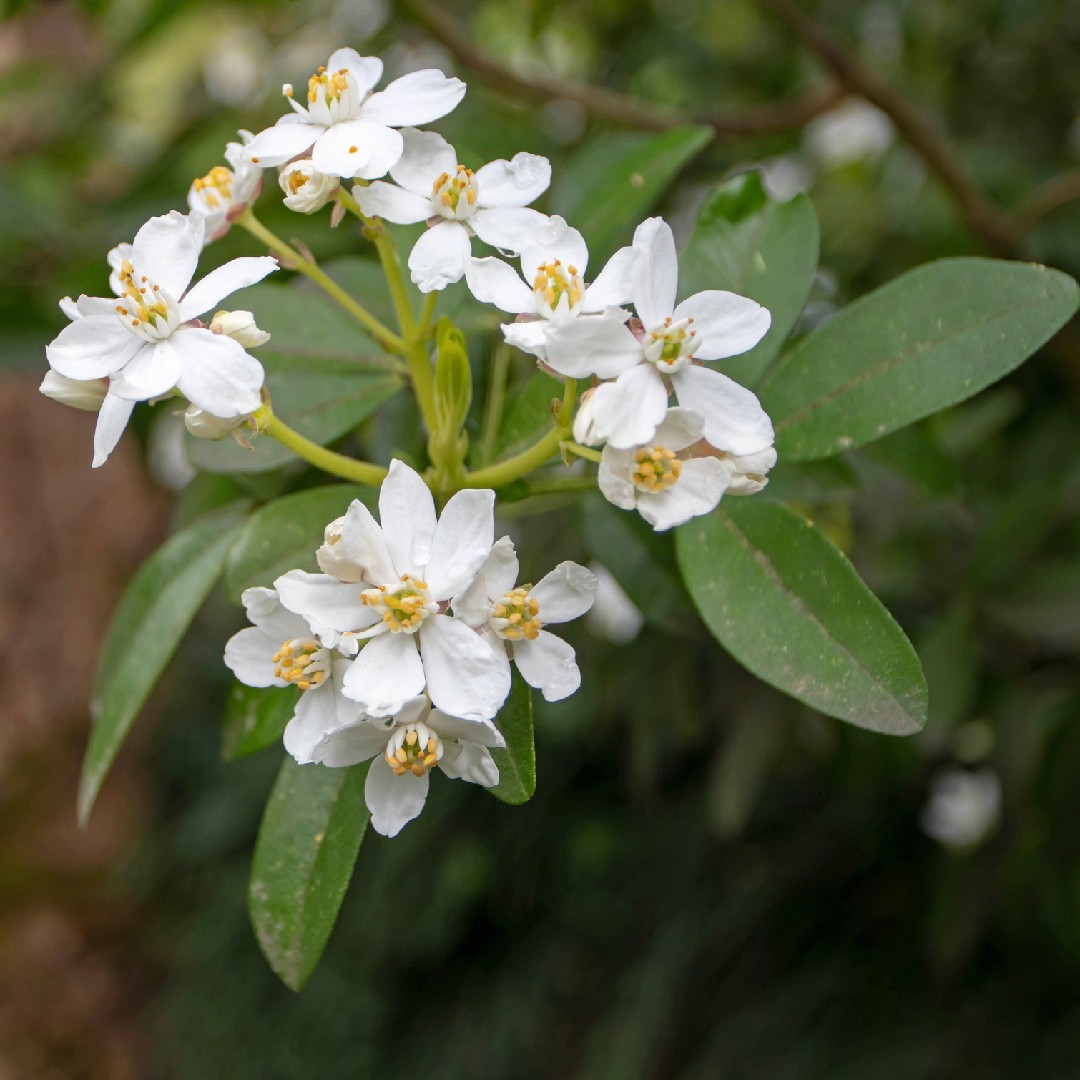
[44, 211, 278, 467]
[546, 217, 774, 452]
[278, 160, 339, 213]
[274, 460, 509, 722]
[585, 563, 645, 645]
[355, 128, 550, 293]
[184, 405, 258, 446]
[209, 309, 270, 348]
[187, 131, 263, 244]
[243, 48, 465, 181]
[39, 369, 108, 412]
[293, 696, 504, 838]
[224, 586, 366, 761]
[453, 537, 597, 701]
[107, 243, 133, 297]
[920, 767, 1001, 850]
[597, 407, 731, 531]
[716, 444, 777, 495]
[464, 215, 635, 359]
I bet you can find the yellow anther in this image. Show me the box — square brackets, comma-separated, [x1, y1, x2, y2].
[395, 747, 408, 764]
[406, 730, 418, 746]
[533, 260, 583, 314]
[288, 171, 309, 194]
[491, 586, 542, 641]
[632, 445, 682, 492]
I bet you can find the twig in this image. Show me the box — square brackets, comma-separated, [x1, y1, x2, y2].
[396, 0, 844, 140]
[1015, 169, 1080, 232]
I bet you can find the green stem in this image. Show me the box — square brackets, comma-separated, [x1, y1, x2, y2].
[236, 208, 404, 353]
[562, 440, 602, 463]
[263, 412, 387, 487]
[479, 342, 511, 462]
[463, 424, 567, 488]
[418, 291, 438, 338]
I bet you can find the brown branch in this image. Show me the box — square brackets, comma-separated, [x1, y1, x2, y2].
[396, 0, 844, 140]
[1015, 170, 1080, 232]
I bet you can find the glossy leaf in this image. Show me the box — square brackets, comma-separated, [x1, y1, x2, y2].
[221, 682, 297, 762]
[680, 170, 819, 387]
[760, 258, 1080, 461]
[550, 125, 713, 263]
[79, 505, 249, 823]
[249, 758, 369, 991]
[225, 484, 373, 600]
[493, 369, 561, 461]
[488, 673, 535, 805]
[676, 498, 928, 735]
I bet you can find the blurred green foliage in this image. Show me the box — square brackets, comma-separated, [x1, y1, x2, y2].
[7, 0, 1080, 1075]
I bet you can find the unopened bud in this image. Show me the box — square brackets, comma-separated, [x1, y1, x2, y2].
[279, 160, 338, 214]
[572, 388, 603, 446]
[714, 445, 777, 495]
[39, 370, 107, 412]
[434, 318, 472, 433]
[210, 309, 270, 348]
[184, 405, 257, 447]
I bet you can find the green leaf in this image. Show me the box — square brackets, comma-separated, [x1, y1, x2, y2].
[221, 682, 297, 762]
[249, 758, 369, 991]
[550, 125, 713, 263]
[676, 498, 928, 735]
[760, 258, 1080, 462]
[680, 170, 819, 387]
[186, 353, 403, 474]
[493, 369, 561, 460]
[225, 484, 374, 600]
[79, 505, 249, 824]
[488, 673, 535, 805]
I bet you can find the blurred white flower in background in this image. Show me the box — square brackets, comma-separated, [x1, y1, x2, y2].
[804, 101, 894, 167]
[920, 767, 1002, 850]
[585, 563, 645, 645]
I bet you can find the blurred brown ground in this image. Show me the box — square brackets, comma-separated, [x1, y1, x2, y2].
[0, 376, 169, 1079]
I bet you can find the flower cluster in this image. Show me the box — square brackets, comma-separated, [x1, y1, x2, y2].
[225, 461, 596, 835]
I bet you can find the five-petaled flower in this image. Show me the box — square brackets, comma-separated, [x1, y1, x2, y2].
[187, 130, 263, 244]
[243, 48, 465, 181]
[356, 128, 551, 292]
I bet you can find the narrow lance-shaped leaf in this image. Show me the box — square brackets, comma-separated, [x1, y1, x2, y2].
[679, 170, 819, 387]
[760, 258, 1080, 461]
[675, 498, 928, 735]
[488, 672, 535, 805]
[250, 758, 370, 992]
[80, 505, 249, 824]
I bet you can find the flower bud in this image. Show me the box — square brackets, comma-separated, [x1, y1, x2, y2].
[572, 388, 602, 446]
[279, 161, 338, 214]
[433, 318, 471, 433]
[715, 445, 777, 495]
[210, 310, 270, 348]
[184, 405, 256, 448]
[39, 370, 107, 412]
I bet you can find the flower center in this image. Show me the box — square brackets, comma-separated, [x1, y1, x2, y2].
[533, 260, 584, 318]
[287, 169, 310, 194]
[360, 575, 438, 634]
[307, 65, 350, 104]
[190, 165, 234, 210]
[643, 316, 698, 373]
[385, 723, 444, 777]
[489, 586, 542, 641]
[432, 165, 478, 220]
[632, 446, 682, 492]
[113, 260, 178, 342]
[272, 638, 330, 690]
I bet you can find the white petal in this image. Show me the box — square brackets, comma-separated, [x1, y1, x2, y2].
[179, 257, 278, 321]
[475, 153, 551, 207]
[389, 127, 457, 194]
[172, 327, 264, 417]
[379, 459, 438, 580]
[354, 180, 432, 224]
[671, 366, 775, 455]
[244, 119, 321, 167]
[426, 709, 503, 748]
[360, 69, 466, 126]
[652, 406, 705, 452]
[311, 120, 401, 180]
[632, 217, 678, 326]
[342, 631, 425, 715]
[521, 216, 589, 283]
[451, 535, 519, 626]
[513, 631, 581, 702]
[544, 315, 642, 379]
[109, 340, 182, 401]
[365, 756, 429, 837]
[285, 662, 370, 764]
[242, 586, 312, 642]
[439, 743, 499, 787]
[597, 446, 637, 509]
[307, 716, 393, 768]
[46, 314, 141, 380]
[91, 392, 135, 468]
[464, 257, 534, 314]
[582, 245, 636, 312]
[586, 364, 669, 448]
[419, 615, 510, 721]
[636, 456, 729, 531]
[274, 569, 374, 634]
[131, 211, 203, 298]
[326, 49, 383, 95]
[321, 499, 397, 584]
[426, 489, 495, 600]
[530, 562, 597, 624]
[469, 207, 548, 254]
[674, 290, 771, 361]
[501, 319, 548, 357]
[223, 626, 282, 688]
[408, 220, 471, 292]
